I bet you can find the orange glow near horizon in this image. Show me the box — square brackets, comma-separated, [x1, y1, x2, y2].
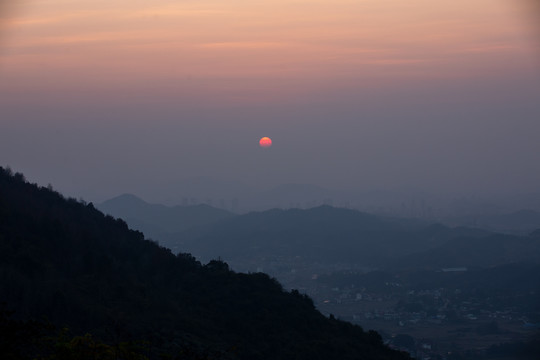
[0, 0, 538, 105]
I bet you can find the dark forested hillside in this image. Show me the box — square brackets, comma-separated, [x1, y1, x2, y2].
[0, 167, 411, 360]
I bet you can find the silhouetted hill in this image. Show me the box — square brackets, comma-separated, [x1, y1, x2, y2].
[0, 167, 411, 360]
[98, 193, 234, 240]
[166, 206, 488, 266]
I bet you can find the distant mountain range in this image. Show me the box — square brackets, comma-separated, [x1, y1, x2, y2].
[149, 177, 342, 212]
[101, 178, 540, 234]
[98, 192, 540, 272]
[162, 206, 495, 268]
[97, 193, 234, 240]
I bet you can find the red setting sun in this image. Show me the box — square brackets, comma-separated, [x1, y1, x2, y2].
[259, 137, 272, 148]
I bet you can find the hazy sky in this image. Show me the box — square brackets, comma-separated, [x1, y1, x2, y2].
[1, 0, 539, 202]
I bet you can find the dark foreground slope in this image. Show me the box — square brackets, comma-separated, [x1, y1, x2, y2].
[0, 168, 410, 360]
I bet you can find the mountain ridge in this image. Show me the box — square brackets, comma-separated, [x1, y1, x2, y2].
[165, 205, 490, 267]
[98, 192, 235, 240]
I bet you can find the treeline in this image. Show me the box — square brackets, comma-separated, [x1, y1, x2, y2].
[1, 305, 151, 360]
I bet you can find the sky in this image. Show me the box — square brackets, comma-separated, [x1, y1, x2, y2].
[1, 0, 540, 204]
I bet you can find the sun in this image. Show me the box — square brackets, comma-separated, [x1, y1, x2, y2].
[259, 137, 272, 148]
